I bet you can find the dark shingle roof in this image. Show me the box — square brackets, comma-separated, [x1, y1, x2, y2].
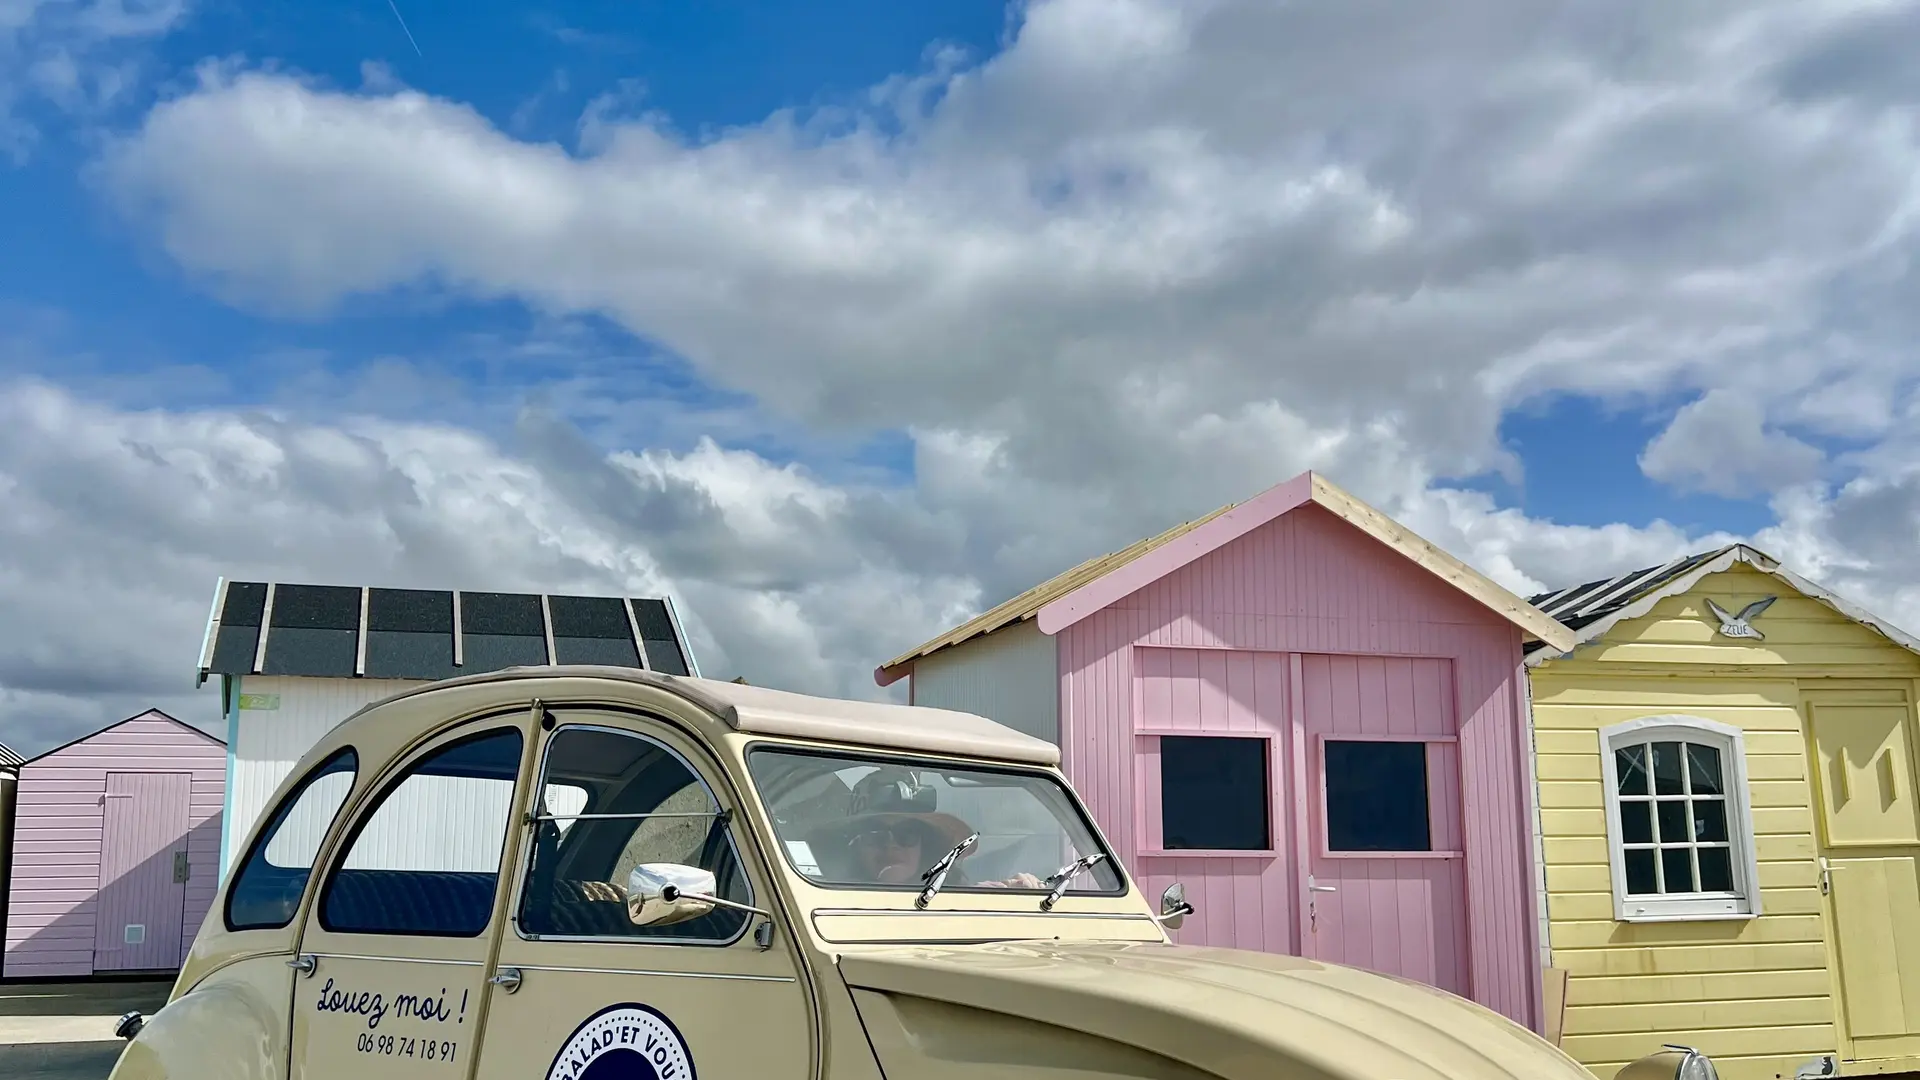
[1526, 545, 1737, 640]
[196, 579, 698, 686]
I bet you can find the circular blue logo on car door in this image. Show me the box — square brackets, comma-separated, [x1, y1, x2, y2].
[545, 1003, 695, 1080]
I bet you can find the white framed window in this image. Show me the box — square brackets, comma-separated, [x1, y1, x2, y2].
[1598, 716, 1762, 922]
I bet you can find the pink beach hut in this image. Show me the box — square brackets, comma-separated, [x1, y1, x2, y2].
[3, 709, 225, 978]
[875, 471, 1575, 1032]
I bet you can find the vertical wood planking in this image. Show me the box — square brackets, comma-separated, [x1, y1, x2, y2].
[1054, 503, 1539, 1029]
[93, 771, 192, 971]
[227, 675, 422, 873]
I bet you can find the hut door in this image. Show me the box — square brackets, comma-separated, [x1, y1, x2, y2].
[1297, 655, 1471, 998]
[1806, 699, 1920, 1061]
[94, 771, 192, 972]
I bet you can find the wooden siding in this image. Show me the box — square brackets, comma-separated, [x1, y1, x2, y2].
[1130, 646, 1296, 953]
[907, 620, 1060, 744]
[1529, 565, 1920, 1080]
[3, 713, 224, 977]
[1057, 502, 1543, 1031]
[226, 675, 422, 874]
[229, 675, 531, 886]
[1568, 568, 1920, 676]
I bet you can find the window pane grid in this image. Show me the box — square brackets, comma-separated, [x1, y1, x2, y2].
[1615, 738, 1738, 898]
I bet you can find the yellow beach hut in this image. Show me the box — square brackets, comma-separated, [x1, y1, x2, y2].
[1525, 544, 1920, 1080]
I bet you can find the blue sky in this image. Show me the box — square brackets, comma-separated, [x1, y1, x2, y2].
[1, 0, 1789, 535]
[2, 0, 1916, 753]
[1, 0, 1020, 477]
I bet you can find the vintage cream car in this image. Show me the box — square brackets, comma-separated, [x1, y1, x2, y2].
[109, 666, 1708, 1080]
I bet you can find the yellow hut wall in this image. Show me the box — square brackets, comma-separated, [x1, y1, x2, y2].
[1530, 564, 1920, 1080]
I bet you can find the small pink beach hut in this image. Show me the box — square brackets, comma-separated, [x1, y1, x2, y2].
[876, 471, 1575, 1032]
[3, 709, 225, 978]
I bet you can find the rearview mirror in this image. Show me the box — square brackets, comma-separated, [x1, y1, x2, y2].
[1156, 882, 1195, 929]
[1615, 1045, 1718, 1080]
[627, 864, 720, 927]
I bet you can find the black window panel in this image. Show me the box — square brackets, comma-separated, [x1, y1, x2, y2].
[1624, 848, 1657, 894]
[553, 636, 641, 667]
[631, 598, 678, 640]
[320, 728, 523, 937]
[206, 582, 268, 672]
[367, 588, 454, 633]
[1324, 740, 1432, 853]
[1697, 847, 1734, 892]
[460, 592, 545, 635]
[270, 584, 362, 629]
[547, 595, 632, 639]
[642, 637, 689, 676]
[462, 633, 550, 672]
[1159, 735, 1270, 851]
[363, 630, 461, 681]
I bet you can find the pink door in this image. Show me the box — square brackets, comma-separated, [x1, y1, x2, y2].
[1131, 647, 1298, 954]
[93, 772, 192, 972]
[1298, 654, 1469, 996]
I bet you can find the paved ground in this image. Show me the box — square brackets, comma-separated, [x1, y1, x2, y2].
[0, 979, 171, 1080]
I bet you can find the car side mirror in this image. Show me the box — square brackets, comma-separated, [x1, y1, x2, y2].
[1615, 1045, 1718, 1080]
[1156, 882, 1195, 929]
[627, 863, 775, 932]
[627, 863, 722, 927]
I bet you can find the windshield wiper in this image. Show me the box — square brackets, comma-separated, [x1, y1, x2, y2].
[915, 832, 979, 909]
[1039, 853, 1108, 911]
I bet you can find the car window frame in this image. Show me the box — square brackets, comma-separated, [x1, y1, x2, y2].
[507, 715, 760, 948]
[311, 722, 530, 939]
[222, 745, 361, 933]
[742, 742, 1132, 899]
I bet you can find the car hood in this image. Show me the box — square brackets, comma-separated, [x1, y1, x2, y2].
[837, 940, 1589, 1080]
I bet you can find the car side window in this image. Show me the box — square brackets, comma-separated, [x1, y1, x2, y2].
[226, 748, 359, 931]
[318, 726, 525, 937]
[517, 724, 753, 943]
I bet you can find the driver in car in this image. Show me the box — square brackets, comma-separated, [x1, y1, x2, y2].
[849, 815, 1045, 889]
[831, 769, 1047, 890]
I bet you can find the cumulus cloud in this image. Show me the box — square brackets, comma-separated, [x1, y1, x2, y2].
[12, 0, 1920, 748]
[1639, 389, 1828, 498]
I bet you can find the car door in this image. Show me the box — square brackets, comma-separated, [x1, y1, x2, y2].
[469, 709, 817, 1080]
[288, 716, 535, 1080]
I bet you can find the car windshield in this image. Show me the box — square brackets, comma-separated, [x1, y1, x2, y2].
[745, 747, 1125, 897]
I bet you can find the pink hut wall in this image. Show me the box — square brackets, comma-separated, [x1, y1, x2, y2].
[1057, 502, 1541, 1030]
[4, 712, 225, 978]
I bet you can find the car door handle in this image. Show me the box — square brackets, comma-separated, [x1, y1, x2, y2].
[488, 967, 522, 993]
[287, 954, 317, 977]
[1309, 884, 1337, 892]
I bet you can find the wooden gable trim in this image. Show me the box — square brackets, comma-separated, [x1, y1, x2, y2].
[1524, 544, 1920, 667]
[20, 707, 227, 766]
[1034, 472, 1576, 651]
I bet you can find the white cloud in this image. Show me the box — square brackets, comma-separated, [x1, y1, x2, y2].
[16, 0, 1920, 747]
[1639, 389, 1828, 498]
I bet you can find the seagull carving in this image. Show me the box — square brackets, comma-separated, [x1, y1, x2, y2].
[1705, 597, 1776, 640]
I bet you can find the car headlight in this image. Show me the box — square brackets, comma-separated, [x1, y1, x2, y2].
[1615, 1045, 1717, 1080]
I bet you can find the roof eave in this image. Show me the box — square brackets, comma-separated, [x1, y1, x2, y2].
[1524, 544, 1920, 668]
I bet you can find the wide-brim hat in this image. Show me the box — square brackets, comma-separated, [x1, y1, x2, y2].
[805, 810, 975, 855]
